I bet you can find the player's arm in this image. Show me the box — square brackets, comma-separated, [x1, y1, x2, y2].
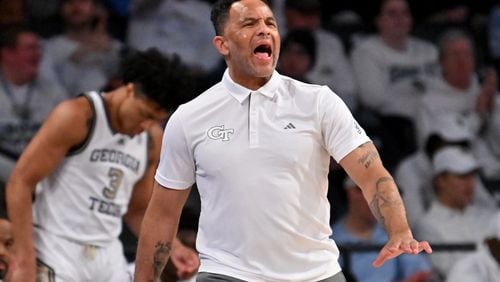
[134, 182, 192, 282]
[6, 97, 93, 281]
[339, 141, 432, 267]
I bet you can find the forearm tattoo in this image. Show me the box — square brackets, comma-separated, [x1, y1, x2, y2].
[153, 241, 172, 279]
[369, 177, 402, 225]
[357, 144, 379, 169]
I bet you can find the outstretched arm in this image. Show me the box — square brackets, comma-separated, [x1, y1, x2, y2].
[339, 142, 432, 267]
[134, 182, 194, 282]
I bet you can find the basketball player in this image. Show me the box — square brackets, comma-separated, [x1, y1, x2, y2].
[6, 48, 199, 281]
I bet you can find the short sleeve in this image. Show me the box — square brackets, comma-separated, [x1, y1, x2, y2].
[155, 106, 196, 189]
[319, 87, 371, 162]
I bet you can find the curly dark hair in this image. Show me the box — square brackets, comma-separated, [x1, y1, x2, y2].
[119, 48, 195, 111]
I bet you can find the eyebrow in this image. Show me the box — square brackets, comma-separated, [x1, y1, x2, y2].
[240, 15, 276, 23]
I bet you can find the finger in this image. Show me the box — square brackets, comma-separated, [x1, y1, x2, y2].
[372, 247, 400, 268]
[397, 241, 412, 253]
[419, 241, 433, 254]
[409, 240, 420, 254]
[372, 252, 387, 268]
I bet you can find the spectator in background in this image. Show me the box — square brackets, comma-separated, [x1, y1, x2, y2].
[395, 114, 496, 227]
[416, 29, 497, 144]
[0, 24, 67, 188]
[351, 0, 439, 170]
[446, 216, 500, 282]
[277, 28, 316, 82]
[42, 0, 124, 95]
[415, 146, 499, 278]
[332, 177, 433, 282]
[127, 0, 221, 76]
[284, 0, 358, 110]
[472, 95, 500, 203]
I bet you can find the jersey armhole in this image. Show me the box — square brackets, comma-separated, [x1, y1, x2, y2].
[67, 93, 96, 156]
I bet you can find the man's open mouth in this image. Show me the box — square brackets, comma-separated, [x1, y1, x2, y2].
[254, 44, 272, 59]
[0, 258, 8, 279]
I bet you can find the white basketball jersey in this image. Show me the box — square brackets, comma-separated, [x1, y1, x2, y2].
[33, 91, 148, 246]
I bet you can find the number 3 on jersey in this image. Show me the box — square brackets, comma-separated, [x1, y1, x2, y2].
[102, 167, 124, 200]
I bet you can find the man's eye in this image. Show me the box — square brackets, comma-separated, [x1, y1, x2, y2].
[5, 240, 13, 249]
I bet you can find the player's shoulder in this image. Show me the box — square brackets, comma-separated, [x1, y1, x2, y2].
[52, 95, 93, 121]
[43, 96, 95, 143]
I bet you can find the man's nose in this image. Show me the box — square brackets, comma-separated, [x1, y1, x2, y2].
[0, 244, 6, 256]
[257, 21, 271, 36]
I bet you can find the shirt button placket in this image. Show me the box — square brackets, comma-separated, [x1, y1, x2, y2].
[249, 92, 259, 148]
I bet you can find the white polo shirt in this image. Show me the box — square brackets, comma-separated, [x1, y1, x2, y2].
[156, 70, 370, 281]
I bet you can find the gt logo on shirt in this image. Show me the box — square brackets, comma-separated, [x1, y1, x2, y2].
[207, 125, 234, 141]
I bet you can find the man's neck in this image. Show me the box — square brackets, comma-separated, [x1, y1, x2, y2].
[66, 25, 92, 41]
[444, 73, 471, 90]
[381, 34, 407, 51]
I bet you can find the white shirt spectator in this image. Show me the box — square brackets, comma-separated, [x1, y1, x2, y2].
[446, 240, 500, 282]
[351, 35, 438, 119]
[417, 202, 498, 277]
[127, 0, 220, 73]
[42, 36, 122, 95]
[417, 75, 482, 144]
[395, 114, 495, 227]
[306, 29, 358, 110]
[473, 96, 500, 180]
[446, 214, 500, 282]
[415, 147, 498, 277]
[0, 72, 67, 181]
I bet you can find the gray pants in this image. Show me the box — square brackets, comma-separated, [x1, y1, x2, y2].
[196, 271, 346, 282]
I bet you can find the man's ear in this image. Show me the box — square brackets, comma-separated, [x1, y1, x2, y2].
[213, 35, 229, 56]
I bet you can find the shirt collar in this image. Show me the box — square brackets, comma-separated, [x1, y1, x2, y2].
[222, 68, 281, 104]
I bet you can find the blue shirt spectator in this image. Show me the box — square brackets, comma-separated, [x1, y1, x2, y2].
[331, 177, 433, 282]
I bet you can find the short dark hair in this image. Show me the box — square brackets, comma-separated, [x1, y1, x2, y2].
[210, 0, 271, 35]
[119, 48, 195, 111]
[0, 23, 35, 50]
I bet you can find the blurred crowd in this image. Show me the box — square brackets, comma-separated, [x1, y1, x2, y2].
[1, 0, 500, 281]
